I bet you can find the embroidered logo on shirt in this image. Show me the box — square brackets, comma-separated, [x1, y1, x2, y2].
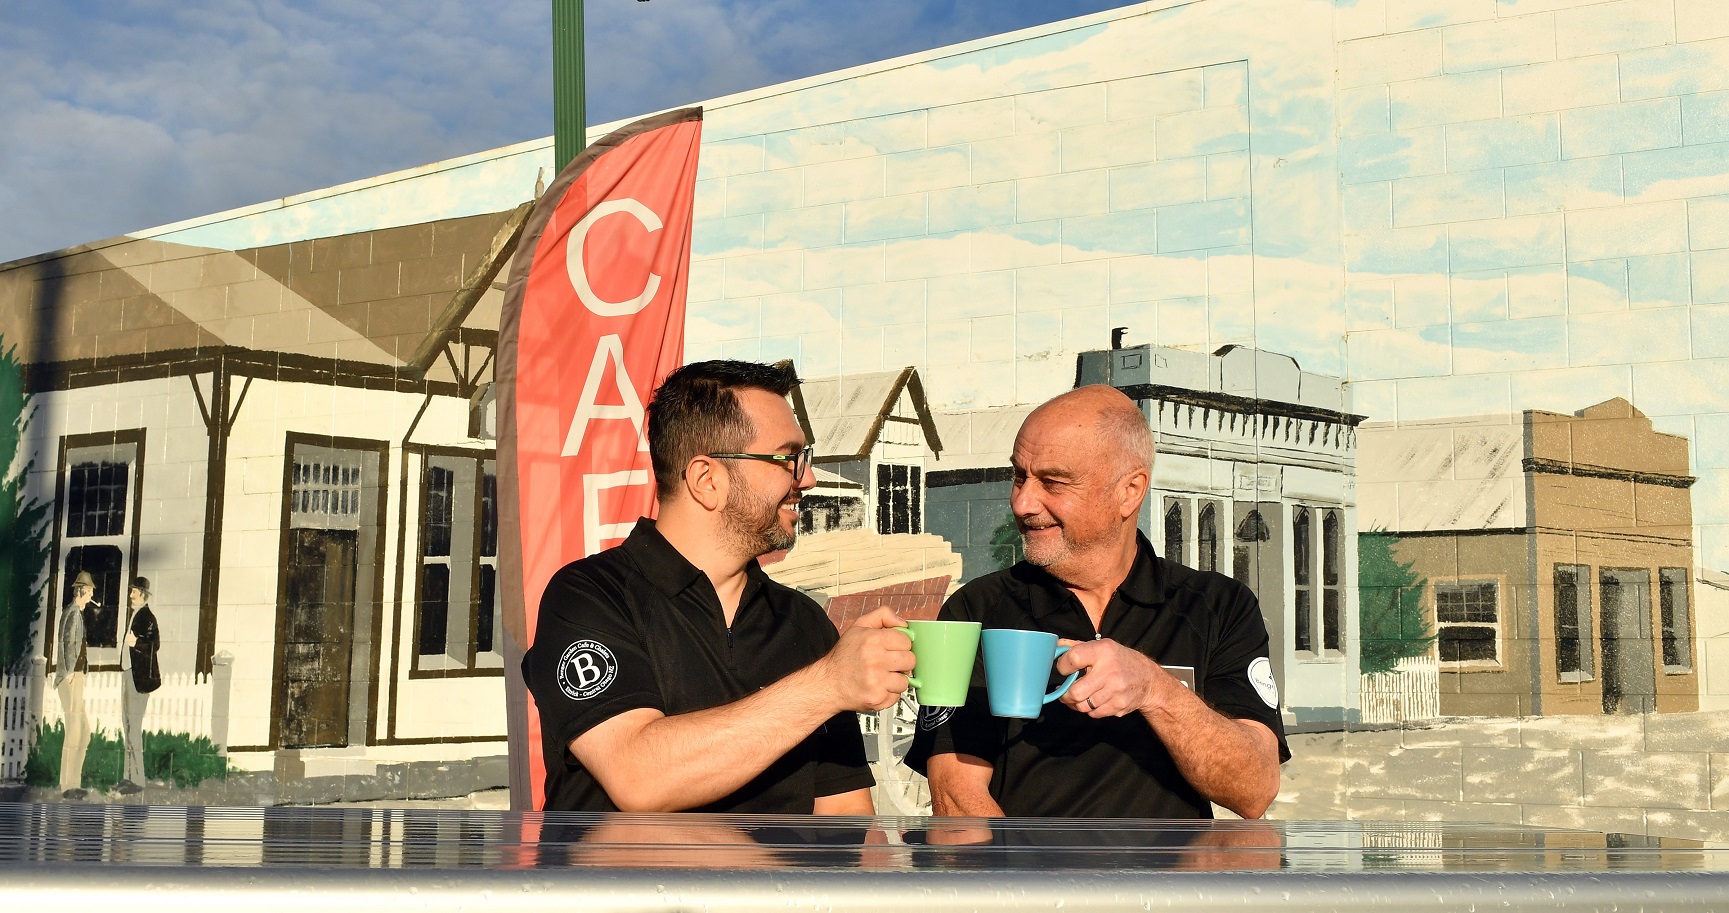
[557, 640, 618, 700]
[1247, 656, 1279, 709]
[919, 705, 956, 731]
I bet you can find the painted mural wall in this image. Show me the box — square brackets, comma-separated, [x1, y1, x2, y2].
[0, 0, 1726, 836]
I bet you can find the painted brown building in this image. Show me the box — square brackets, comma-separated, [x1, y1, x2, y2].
[1359, 398, 1698, 716]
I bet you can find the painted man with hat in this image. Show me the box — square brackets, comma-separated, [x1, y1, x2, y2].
[53, 571, 95, 799]
[118, 576, 161, 795]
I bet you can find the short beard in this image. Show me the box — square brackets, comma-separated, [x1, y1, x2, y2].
[1020, 528, 1067, 568]
[722, 468, 797, 557]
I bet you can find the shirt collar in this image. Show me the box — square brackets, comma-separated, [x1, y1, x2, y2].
[621, 517, 707, 599]
[621, 517, 776, 611]
[1025, 530, 1168, 618]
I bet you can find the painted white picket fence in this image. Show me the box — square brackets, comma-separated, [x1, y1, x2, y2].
[0, 669, 31, 782]
[1358, 654, 1441, 725]
[1, 659, 228, 781]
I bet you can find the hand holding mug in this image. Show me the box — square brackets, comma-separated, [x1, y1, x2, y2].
[1055, 637, 1171, 718]
[823, 606, 914, 712]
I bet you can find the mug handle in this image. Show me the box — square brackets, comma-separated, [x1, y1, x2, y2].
[902, 626, 919, 689]
[1044, 645, 1079, 704]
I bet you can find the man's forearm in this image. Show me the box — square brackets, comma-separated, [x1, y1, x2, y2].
[925, 753, 1006, 817]
[579, 662, 844, 812]
[1141, 692, 1280, 818]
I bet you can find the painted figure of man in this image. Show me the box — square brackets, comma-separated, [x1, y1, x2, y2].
[118, 576, 161, 795]
[908, 385, 1289, 819]
[523, 359, 914, 813]
[54, 571, 94, 800]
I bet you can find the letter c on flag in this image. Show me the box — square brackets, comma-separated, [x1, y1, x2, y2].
[566, 198, 662, 317]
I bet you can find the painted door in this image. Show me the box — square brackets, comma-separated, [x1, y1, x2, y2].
[1599, 568, 1656, 714]
[278, 527, 358, 748]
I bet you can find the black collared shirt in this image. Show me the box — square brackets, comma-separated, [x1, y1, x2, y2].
[523, 519, 873, 813]
[906, 533, 1290, 818]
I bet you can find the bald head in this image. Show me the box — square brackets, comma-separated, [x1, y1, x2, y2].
[1023, 385, 1154, 478]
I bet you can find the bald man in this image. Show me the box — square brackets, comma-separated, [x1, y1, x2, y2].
[906, 385, 1288, 819]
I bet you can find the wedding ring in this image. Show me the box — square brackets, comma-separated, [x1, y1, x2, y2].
[1083, 697, 1096, 711]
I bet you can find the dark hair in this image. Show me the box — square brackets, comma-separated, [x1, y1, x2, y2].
[646, 360, 800, 497]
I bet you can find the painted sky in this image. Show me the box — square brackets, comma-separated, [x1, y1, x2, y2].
[0, 0, 1130, 264]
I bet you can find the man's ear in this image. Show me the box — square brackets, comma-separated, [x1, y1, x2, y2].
[684, 455, 728, 512]
[1118, 467, 1150, 521]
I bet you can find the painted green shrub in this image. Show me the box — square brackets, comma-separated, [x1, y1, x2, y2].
[26, 722, 234, 790]
[1357, 531, 1435, 675]
[0, 338, 49, 673]
[989, 511, 1023, 572]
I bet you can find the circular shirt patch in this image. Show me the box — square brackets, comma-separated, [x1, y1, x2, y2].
[919, 705, 956, 731]
[1247, 656, 1279, 709]
[557, 640, 618, 701]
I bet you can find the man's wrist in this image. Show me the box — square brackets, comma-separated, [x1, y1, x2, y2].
[789, 658, 847, 718]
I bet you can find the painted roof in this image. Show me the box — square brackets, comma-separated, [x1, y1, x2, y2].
[793, 366, 943, 461]
[0, 206, 527, 376]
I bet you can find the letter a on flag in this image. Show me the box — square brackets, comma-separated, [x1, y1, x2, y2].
[496, 107, 702, 809]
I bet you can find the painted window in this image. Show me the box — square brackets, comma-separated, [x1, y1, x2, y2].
[1659, 568, 1692, 674]
[1321, 509, 1343, 653]
[415, 452, 501, 670]
[876, 464, 921, 535]
[1163, 498, 1186, 566]
[1554, 564, 1594, 681]
[57, 435, 142, 655]
[1196, 502, 1219, 574]
[799, 494, 865, 535]
[1293, 507, 1313, 653]
[1435, 580, 1500, 666]
[1233, 508, 1268, 585]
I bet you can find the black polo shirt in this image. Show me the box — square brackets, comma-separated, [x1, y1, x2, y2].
[522, 519, 874, 813]
[906, 532, 1289, 818]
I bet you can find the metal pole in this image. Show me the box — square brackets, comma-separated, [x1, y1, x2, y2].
[552, 0, 585, 171]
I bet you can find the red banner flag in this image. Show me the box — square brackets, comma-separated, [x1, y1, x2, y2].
[496, 107, 702, 809]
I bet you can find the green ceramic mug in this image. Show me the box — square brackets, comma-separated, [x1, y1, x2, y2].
[903, 620, 982, 707]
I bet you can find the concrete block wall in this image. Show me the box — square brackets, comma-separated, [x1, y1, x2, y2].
[1337, 0, 1729, 573]
[683, 59, 1256, 413]
[1270, 710, 1729, 843]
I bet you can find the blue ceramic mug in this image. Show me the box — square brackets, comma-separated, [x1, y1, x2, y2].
[981, 628, 1079, 719]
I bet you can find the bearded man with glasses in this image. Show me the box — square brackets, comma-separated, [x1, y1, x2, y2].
[524, 360, 914, 814]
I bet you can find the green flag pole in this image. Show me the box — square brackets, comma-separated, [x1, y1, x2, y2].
[552, 0, 586, 171]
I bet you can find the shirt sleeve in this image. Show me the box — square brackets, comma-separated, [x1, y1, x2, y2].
[521, 561, 666, 757]
[904, 587, 1009, 776]
[1202, 583, 1292, 763]
[811, 709, 876, 797]
[797, 607, 874, 797]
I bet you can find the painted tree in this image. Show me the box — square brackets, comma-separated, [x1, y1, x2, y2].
[0, 338, 50, 673]
[1357, 531, 1434, 676]
[989, 510, 1023, 573]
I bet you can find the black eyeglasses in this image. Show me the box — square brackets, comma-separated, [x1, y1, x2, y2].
[707, 445, 814, 480]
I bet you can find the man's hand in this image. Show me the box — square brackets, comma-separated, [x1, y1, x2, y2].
[815, 606, 913, 713]
[1054, 637, 1281, 818]
[1055, 637, 1181, 717]
[125, 632, 137, 649]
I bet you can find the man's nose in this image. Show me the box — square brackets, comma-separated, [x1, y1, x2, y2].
[1009, 481, 1039, 516]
